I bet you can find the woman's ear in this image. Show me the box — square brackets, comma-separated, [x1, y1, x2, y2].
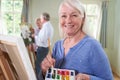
[82, 12, 86, 24]
[81, 13, 85, 30]
[83, 12, 86, 22]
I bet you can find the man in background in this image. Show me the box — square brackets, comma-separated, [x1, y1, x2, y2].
[35, 12, 54, 79]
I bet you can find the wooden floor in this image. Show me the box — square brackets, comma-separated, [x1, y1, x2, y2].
[0, 71, 120, 80]
[114, 72, 120, 80]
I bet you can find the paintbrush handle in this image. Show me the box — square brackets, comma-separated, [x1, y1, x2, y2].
[48, 38, 54, 68]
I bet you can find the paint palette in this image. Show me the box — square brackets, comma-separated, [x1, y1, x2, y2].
[45, 68, 75, 80]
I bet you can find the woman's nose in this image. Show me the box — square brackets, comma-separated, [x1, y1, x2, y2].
[66, 16, 72, 24]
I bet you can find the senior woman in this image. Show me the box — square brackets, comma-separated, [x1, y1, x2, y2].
[39, 0, 113, 80]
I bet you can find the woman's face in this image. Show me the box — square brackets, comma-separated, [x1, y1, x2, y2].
[40, 15, 45, 25]
[36, 19, 42, 29]
[59, 4, 84, 36]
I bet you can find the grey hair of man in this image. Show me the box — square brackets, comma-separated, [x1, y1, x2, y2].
[58, 0, 87, 38]
[41, 12, 50, 21]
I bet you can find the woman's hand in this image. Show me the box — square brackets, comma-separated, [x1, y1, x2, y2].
[75, 73, 90, 80]
[40, 53, 55, 75]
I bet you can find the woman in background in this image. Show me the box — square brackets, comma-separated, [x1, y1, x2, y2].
[20, 16, 35, 68]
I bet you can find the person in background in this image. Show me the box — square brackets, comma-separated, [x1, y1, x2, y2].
[34, 12, 54, 79]
[34, 18, 42, 36]
[34, 18, 42, 53]
[19, 16, 32, 46]
[20, 16, 36, 68]
[40, 0, 114, 80]
[29, 25, 36, 61]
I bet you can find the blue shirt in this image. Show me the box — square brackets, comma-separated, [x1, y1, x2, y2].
[52, 35, 113, 80]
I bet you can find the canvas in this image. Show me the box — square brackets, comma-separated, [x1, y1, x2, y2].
[0, 34, 36, 80]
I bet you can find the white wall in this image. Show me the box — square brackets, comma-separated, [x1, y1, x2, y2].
[106, 0, 120, 76]
[106, 0, 115, 59]
[30, 0, 62, 47]
[113, 0, 120, 76]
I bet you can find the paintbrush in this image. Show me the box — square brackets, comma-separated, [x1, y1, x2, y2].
[48, 38, 54, 68]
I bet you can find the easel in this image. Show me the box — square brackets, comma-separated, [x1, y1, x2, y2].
[0, 41, 17, 80]
[0, 35, 37, 80]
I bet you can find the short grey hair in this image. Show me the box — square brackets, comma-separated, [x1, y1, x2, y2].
[41, 12, 50, 21]
[59, 0, 85, 18]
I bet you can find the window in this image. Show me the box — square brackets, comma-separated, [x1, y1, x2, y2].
[84, 3, 101, 40]
[1, 0, 23, 36]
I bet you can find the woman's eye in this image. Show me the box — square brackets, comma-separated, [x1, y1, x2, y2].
[72, 14, 78, 17]
[61, 15, 66, 18]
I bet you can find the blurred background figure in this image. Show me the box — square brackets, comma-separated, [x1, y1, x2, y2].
[34, 18, 42, 53]
[34, 12, 54, 80]
[19, 16, 36, 70]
